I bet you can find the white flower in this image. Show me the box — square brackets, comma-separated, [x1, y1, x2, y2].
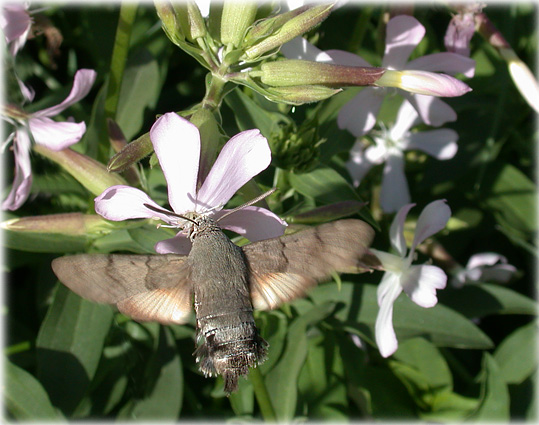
[371, 199, 450, 358]
[346, 100, 458, 213]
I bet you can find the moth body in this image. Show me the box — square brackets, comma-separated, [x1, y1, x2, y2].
[188, 218, 267, 393]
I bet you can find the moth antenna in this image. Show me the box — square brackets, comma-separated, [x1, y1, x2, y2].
[217, 188, 277, 223]
[143, 203, 197, 225]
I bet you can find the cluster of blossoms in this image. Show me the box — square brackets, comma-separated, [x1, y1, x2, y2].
[1, 3, 522, 360]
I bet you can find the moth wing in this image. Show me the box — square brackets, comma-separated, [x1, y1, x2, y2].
[242, 219, 378, 310]
[51, 254, 193, 324]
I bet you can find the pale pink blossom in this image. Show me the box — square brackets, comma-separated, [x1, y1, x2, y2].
[371, 200, 450, 358]
[95, 112, 286, 254]
[452, 252, 517, 287]
[282, 15, 475, 136]
[1, 2, 32, 56]
[2, 69, 97, 210]
[346, 100, 458, 213]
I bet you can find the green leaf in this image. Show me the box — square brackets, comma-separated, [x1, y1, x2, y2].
[494, 322, 537, 384]
[229, 378, 254, 417]
[482, 163, 536, 236]
[469, 353, 510, 421]
[438, 283, 537, 319]
[419, 391, 479, 422]
[258, 310, 288, 374]
[116, 48, 161, 141]
[309, 282, 493, 349]
[265, 302, 335, 422]
[118, 326, 183, 419]
[36, 284, 113, 415]
[392, 337, 453, 392]
[4, 360, 64, 421]
[128, 224, 177, 254]
[288, 166, 359, 204]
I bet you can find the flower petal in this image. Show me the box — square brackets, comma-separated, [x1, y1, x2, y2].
[467, 252, 507, 269]
[337, 87, 384, 137]
[2, 129, 32, 210]
[405, 94, 457, 127]
[33, 69, 97, 118]
[477, 264, 517, 284]
[404, 128, 458, 160]
[346, 141, 374, 187]
[280, 36, 329, 62]
[155, 234, 192, 255]
[150, 112, 200, 214]
[196, 129, 271, 211]
[95, 185, 173, 222]
[390, 100, 420, 140]
[444, 12, 476, 57]
[370, 249, 406, 274]
[380, 152, 410, 214]
[401, 264, 447, 308]
[407, 52, 476, 78]
[389, 202, 416, 257]
[375, 272, 403, 357]
[28, 117, 86, 150]
[397, 70, 472, 97]
[215, 206, 287, 241]
[410, 199, 451, 253]
[325, 49, 371, 67]
[1, 3, 32, 56]
[383, 15, 425, 69]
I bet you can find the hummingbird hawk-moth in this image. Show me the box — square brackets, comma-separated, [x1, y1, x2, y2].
[51, 215, 376, 393]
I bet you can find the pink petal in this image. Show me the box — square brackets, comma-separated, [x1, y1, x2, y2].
[95, 185, 173, 222]
[2, 129, 32, 210]
[397, 70, 472, 97]
[155, 234, 192, 255]
[389, 202, 416, 257]
[404, 128, 458, 159]
[149, 112, 200, 214]
[1, 3, 32, 56]
[444, 12, 476, 57]
[401, 264, 447, 308]
[346, 141, 374, 187]
[337, 87, 384, 137]
[325, 49, 371, 67]
[280, 37, 329, 62]
[33, 69, 97, 118]
[380, 152, 410, 214]
[18, 77, 34, 103]
[478, 264, 517, 284]
[28, 117, 86, 150]
[196, 130, 271, 211]
[467, 252, 507, 269]
[215, 206, 287, 241]
[383, 15, 425, 69]
[410, 199, 451, 253]
[375, 272, 403, 357]
[405, 94, 457, 127]
[407, 52, 476, 78]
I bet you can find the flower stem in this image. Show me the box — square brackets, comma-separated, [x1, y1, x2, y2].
[104, 2, 138, 120]
[249, 367, 277, 422]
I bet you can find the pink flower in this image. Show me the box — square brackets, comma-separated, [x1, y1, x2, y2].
[370, 200, 450, 358]
[346, 100, 458, 213]
[1, 2, 32, 56]
[444, 3, 485, 57]
[2, 69, 97, 210]
[95, 112, 286, 254]
[282, 15, 475, 136]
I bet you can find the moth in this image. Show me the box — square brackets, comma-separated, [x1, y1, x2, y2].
[52, 211, 376, 393]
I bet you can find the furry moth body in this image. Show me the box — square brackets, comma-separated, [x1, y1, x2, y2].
[52, 216, 376, 393]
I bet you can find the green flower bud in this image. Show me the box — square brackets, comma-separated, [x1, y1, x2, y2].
[33, 145, 126, 196]
[107, 132, 153, 173]
[242, 4, 333, 61]
[220, 1, 258, 48]
[154, 1, 184, 45]
[269, 120, 325, 173]
[259, 59, 385, 87]
[173, 1, 207, 41]
[265, 85, 341, 105]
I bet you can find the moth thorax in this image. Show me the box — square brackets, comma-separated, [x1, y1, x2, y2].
[189, 215, 220, 240]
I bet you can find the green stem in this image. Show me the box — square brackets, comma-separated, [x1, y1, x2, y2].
[104, 2, 139, 119]
[249, 367, 277, 422]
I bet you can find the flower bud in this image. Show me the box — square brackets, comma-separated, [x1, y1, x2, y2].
[154, 1, 184, 45]
[265, 85, 342, 105]
[220, 1, 258, 48]
[242, 4, 333, 61]
[376, 69, 472, 97]
[173, 1, 207, 41]
[33, 145, 127, 196]
[107, 132, 153, 173]
[258, 59, 385, 87]
[269, 121, 324, 172]
[499, 48, 539, 113]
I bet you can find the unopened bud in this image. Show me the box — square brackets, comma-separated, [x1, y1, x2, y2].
[265, 85, 342, 105]
[220, 1, 258, 48]
[107, 132, 153, 173]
